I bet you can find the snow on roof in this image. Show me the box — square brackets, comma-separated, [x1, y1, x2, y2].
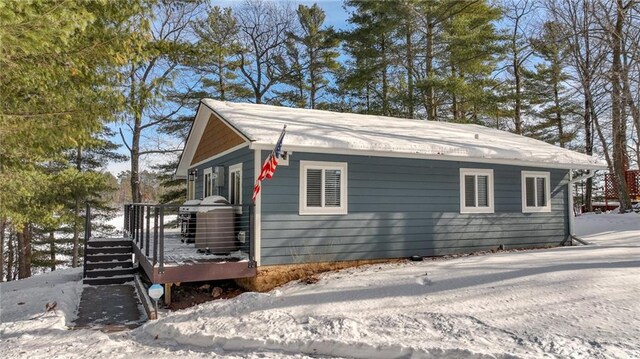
[196, 99, 606, 170]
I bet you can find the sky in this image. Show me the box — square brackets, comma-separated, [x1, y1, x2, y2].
[106, 0, 350, 176]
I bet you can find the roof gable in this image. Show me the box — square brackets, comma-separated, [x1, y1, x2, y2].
[191, 113, 246, 165]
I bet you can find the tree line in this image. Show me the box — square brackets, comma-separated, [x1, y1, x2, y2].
[1, 0, 639, 280]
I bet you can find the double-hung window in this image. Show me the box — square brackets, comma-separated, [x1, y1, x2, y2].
[229, 163, 242, 205]
[460, 168, 494, 213]
[299, 161, 347, 215]
[521, 171, 551, 213]
[203, 167, 213, 198]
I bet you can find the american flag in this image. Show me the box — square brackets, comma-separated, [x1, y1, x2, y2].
[252, 125, 286, 202]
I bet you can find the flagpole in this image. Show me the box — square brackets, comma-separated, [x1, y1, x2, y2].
[272, 124, 287, 158]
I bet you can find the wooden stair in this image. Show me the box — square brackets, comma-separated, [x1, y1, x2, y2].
[84, 239, 136, 285]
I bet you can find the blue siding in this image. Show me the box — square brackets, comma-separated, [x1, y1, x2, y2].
[260, 152, 569, 265]
[191, 147, 254, 205]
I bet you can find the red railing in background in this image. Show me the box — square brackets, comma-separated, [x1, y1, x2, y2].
[604, 169, 640, 204]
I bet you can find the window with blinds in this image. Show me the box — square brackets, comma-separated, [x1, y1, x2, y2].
[522, 171, 551, 212]
[300, 161, 347, 215]
[460, 169, 494, 213]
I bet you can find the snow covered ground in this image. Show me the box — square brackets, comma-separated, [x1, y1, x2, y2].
[1, 213, 638, 358]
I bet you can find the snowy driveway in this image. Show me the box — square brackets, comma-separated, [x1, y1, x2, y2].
[1, 213, 638, 358]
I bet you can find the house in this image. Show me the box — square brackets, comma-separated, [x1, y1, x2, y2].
[176, 99, 606, 267]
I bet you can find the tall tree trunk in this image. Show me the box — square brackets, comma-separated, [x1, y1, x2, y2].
[72, 147, 81, 267]
[585, 95, 594, 212]
[381, 37, 389, 116]
[513, 55, 522, 134]
[131, 111, 142, 203]
[17, 225, 31, 279]
[406, 16, 415, 118]
[0, 217, 5, 281]
[310, 47, 317, 109]
[49, 231, 56, 271]
[218, 56, 226, 101]
[511, 11, 523, 135]
[553, 81, 564, 147]
[451, 65, 458, 122]
[426, 18, 436, 121]
[610, 0, 631, 212]
[7, 230, 14, 281]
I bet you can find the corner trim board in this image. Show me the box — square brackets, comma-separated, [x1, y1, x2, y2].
[253, 149, 261, 266]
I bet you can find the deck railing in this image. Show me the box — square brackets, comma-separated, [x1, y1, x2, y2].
[124, 203, 254, 274]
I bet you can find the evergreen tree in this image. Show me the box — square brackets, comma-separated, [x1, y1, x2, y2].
[343, 0, 398, 116]
[525, 21, 580, 147]
[287, 4, 340, 109]
[442, 1, 504, 124]
[0, 0, 146, 278]
[193, 6, 251, 101]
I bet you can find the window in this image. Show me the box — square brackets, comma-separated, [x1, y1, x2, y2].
[522, 171, 551, 213]
[203, 167, 213, 198]
[229, 163, 242, 205]
[460, 168, 494, 213]
[299, 161, 347, 215]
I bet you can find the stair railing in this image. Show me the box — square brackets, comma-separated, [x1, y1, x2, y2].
[83, 203, 91, 279]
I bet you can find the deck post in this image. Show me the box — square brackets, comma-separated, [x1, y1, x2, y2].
[164, 283, 172, 305]
[248, 204, 256, 268]
[123, 204, 129, 238]
[159, 205, 165, 274]
[153, 207, 158, 266]
[145, 206, 150, 257]
[133, 205, 138, 242]
[139, 205, 143, 243]
[83, 203, 91, 278]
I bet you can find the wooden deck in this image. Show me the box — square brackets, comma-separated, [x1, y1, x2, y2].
[132, 230, 256, 284]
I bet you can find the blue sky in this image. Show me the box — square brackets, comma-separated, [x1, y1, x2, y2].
[107, 1, 350, 176]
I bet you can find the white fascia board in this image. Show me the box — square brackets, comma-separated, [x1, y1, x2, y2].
[176, 103, 211, 176]
[248, 143, 607, 171]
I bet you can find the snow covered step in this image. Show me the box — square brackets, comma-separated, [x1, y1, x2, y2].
[86, 246, 132, 255]
[85, 260, 133, 271]
[87, 239, 132, 248]
[83, 274, 134, 286]
[85, 253, 132, 263]
[85, 267, 137, 279]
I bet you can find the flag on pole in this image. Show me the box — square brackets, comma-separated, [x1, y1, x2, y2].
[252, 125, 286, 202]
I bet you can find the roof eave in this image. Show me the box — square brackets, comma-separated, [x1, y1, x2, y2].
[249, 142, 607, 171]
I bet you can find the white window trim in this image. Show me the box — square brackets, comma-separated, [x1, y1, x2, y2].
[521, 171, 551, 213]
[229, 163, 243, 205]
[459, 168, 495, 214]
[299, 161, 348, 215]
[203, 167, 213, 198]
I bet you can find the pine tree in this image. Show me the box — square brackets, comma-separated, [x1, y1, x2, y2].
[0, 0, 147, 278]
[287, 4, 340, 109]
[343, 0, 398, 116]
[525, 21, 580, 147]
[193, 6, 251, 101]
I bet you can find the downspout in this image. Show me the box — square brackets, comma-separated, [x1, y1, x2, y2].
[568, 170, 597, 245]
